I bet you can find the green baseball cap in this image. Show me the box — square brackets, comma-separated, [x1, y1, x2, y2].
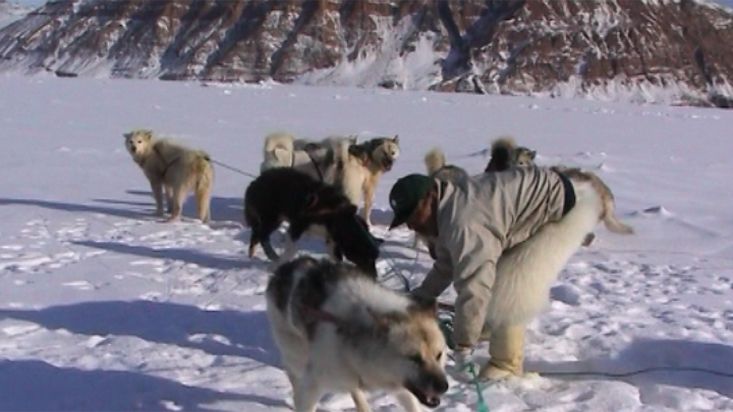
[388, 174, 434, 229]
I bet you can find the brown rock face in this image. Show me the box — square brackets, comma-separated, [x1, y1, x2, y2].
[1, 0, 732, 107]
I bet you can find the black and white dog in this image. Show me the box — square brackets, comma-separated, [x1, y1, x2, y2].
[266, 256, 448, 412]
[244, 168, 380, 277]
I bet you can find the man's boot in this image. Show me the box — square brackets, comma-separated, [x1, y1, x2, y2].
[479, 324, 524, 381]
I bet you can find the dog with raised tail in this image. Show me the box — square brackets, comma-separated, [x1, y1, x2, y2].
[424, 147, 470, 185]
[484, 136, 536, 172]
[424, 136, 536, 185]
[266, 256, 449, 412]
[421, 137, 537, 258]
[124, 129, 213, 222]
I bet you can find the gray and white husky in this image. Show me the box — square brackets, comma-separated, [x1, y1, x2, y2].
[260, 131, 354, 183]
[261, 131, 400, 225]
[266, 257, 448, 412]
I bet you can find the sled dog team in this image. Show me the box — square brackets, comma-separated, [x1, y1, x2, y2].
[124, 129, 633, 412]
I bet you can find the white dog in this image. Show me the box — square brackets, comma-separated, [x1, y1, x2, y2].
[266, 257, 448, 412]
[478, 167, 633, 380]
[124, 129, 213, 222]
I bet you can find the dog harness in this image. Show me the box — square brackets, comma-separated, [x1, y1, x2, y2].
[301, 304, 341, 324]
[556, 171, 576, 216]
[303, 144, 325, 181]
[153, 146, 181, 179]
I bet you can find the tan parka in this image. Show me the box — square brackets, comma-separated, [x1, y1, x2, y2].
[413, 166, 569, 347]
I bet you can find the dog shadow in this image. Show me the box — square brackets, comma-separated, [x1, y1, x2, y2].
[0, 198, 150, 220]
[72, 240, 255, 271]
[0, 358, 288, 411]
[0, 300, 280, 367]
[0, 192, 242, 224]
[124, 190, 243, 224]
[526, 338, 733, 397]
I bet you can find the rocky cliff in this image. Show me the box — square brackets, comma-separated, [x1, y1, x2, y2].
[1, 0, 732, 107]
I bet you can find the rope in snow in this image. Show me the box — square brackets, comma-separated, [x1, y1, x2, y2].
[379, 235, 426, 292]
[209, 159, 259, 179]
[381, 255, 411, 292]
[540, 366, 733, 378]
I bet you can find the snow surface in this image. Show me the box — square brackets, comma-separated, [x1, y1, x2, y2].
[0, 1, 31, 29]
[0, 73, 732, 411]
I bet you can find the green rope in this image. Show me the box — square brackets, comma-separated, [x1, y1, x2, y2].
[439, 314, 490, 412]
[465, 363, 490, 412]
[438, 317, 456, 350]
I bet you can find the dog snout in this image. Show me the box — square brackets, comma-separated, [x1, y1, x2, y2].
[405, 371, 448, 408]
[422, 369, 449, 395]
[432, 373, 448, 394]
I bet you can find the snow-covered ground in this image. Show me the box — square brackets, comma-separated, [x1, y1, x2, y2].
[0, 73, 732, 411]
[0, 1, 31, 29]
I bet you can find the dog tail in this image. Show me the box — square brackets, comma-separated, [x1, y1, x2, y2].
[600, 191, 634, 235]
[558, 167, 634, 235]
[589, 173, 634, 235]
[262, 132, 295, 171]
[424, 148, 446, 175]
[485, 135, 517, 172]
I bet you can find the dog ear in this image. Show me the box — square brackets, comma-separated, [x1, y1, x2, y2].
[392, 134, 399, 144]
[304, 193, 320, 211]
[529, 150, 537, 159]
[123, 132, 132, 140]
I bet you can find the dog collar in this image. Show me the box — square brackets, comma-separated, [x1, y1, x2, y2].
[301, 305, 341, 324]
[153, 146, 181, 178]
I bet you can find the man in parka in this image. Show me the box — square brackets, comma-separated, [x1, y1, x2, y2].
[388, 166, 576, 380]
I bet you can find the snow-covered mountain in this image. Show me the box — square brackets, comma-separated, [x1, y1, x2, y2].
[1, 0, 732, 108]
